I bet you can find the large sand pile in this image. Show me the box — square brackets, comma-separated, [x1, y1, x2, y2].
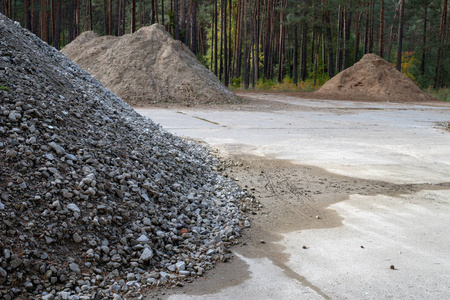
[62, 24, 239, 106]
[316, 54, 437, 102]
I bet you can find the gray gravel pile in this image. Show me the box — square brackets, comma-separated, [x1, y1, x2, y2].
[0, 14, 248, 299]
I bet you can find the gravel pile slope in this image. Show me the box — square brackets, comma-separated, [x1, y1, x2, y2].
[316, 54, 438, 102]
[61, 24, 239, 106]
[0, 14, 248, 299]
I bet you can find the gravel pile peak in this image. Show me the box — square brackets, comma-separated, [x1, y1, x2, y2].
[0, 14, 248, 299]
[61, 24, 240, 106]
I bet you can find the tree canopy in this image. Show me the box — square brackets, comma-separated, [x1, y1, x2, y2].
[1, 0, 448, 89]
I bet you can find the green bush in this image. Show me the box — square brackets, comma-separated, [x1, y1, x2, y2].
[427, 88, 450, 102]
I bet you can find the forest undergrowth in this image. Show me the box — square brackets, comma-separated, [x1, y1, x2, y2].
[229, 76, 327, 92]
[230, 76, 449, 102]
[427, 88, 450, 101]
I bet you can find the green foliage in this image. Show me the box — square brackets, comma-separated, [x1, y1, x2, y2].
[404, 52, 419, 81]
[255, 78, 277, 90]
[427, 88, 450, 102]
[231, 77, 241, 89]
[196, 53, 208, 68]
[229, 75, 325, 92]
[5, 0, 448, 91]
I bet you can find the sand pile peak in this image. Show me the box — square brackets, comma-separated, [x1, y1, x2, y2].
[0, 13, 246, 299]
[316, 54, 437, 102]
[62, 24, 239, 106]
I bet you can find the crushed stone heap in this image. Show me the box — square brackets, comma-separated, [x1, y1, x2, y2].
[0, 14, 249, 299]
[61, 24, 239, 106]
[316, 54, 437, 102]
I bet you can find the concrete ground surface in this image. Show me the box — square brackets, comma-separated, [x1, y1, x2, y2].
[135, 93, 450, 300]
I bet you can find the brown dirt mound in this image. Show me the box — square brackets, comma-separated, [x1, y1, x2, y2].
[61, 25, 239, 106]
[315, 54, 438, 102]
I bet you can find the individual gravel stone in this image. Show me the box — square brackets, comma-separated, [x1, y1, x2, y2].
[73, 233, 82, 243]
[10, 258, 23, 269]
[140, 248, 154, 261]
[137, 235, 149, 242]
[69, 263, 81, 273]
[0, 267, 7, 284]
[67, 203, 80, 213]
[48, 142, 66, 155]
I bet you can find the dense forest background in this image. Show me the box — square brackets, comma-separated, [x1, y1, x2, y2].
[1, 0, 448, 90]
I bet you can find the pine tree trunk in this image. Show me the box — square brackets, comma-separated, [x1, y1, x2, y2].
[251, 0, 258, 86]
[67, 0, 74, 41]
[323, 2, 334, 78]
[161, 0, 164, 25]
[269, 0, 276, 79]
[363, 10, 368, 54]
[25, 0, 31, 30]
[139, 0, 142, 27]
[108, 0, 112, 34]
[243, 0, 249, 88]
[142, 0, 145, 26]
[174, 0, 179, 39]
[103, 0, 108, 34]
[131, 0, 136, 32]
[154, 0, 159, 23]
[249, 1, 255, 87]
[181, 0, 185, 31]
[121, 0, 125, 34]
[57, 0, 62, 46]
[300, 23, 307, 81]
[4, 0, 9, 18]
[343, 9, 351, 69]
[336, 5, 343, 73]
[219, 0, 223, 81]
[184, 1, 189, 45]
[151, 0, 156, 24]
[277, 0, 286, 83]
[293, 25, 298, 85]
[53, 0, 60, 49]
[211, 13, 215, 72]
[190, 0, 197, 53]
[118, 0, 122, 34]
[75, 0, 80, 37]
[310, 28, 315, 72]
[232, 0, 242, 77]
[228, 0, 233, 83]
[379, 0, 384, 57]
[263, 0, 271, 79]
[31, 0, 35, 34]
[43, 0, 47, 41]
[114, 0, 119, 35]
[40, 0, 48, 42]
[314, 31, 320, 86]
[386, 6, 398, 62]
[214, 0, 218, 76]
[368, 0, 375, 53]
[223, 0, 228, 86]
[396, 0, 405, 71]
[420, 4, 427, 75]
[50, 0, 55, 43]
[434, 0, 447, 87]
[254, 0, 260, 84]
[322, 32, 325, 73]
